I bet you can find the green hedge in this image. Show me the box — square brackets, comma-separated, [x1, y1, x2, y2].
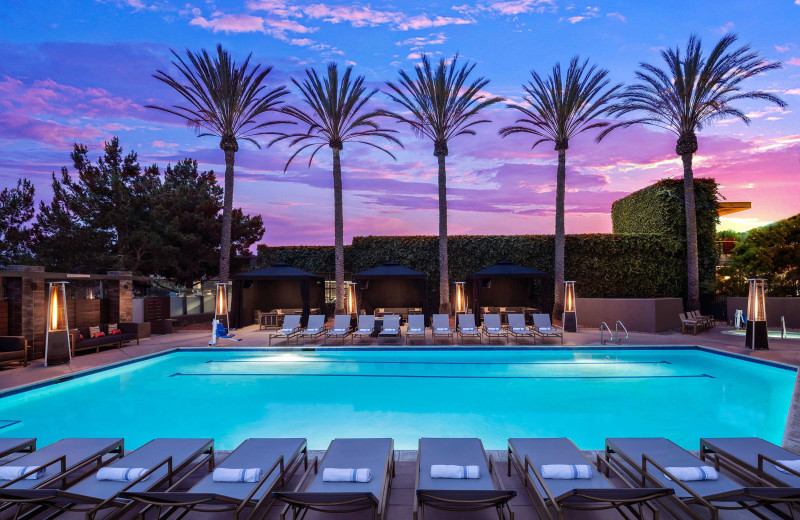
[257, 233, 686, 310]
[611, 178, 719, 294]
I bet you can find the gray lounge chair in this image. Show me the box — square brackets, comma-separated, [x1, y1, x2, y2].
[0, 438, 35, 460]
[606, 437, 800, 520]
[482, 314, 508, 345]
[431, 314, 453, 344]
[297, 315, 327, 344]
[0, 438, 124, 500]
[378, 315, 401, 344]
[533, 314, 563, 344]
[273, 438, 394, 520]
[507, 314, 535, 344]
[268, 315, 302, 346]
[508, 438, 671, 520]
[457, 314, 482, 344]
[324, 315, 352, 345]
[700, 437, 800, 489]
[124, 438, 307, 520]
[415, 438, 515, 520]
[406, 314, 426, 345]
[2, 438, 213, 520]
[351, 315, 375, 344]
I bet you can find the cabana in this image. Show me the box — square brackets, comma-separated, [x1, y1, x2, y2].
[467, 260, 551, 324]
[352, 262, 429, 323]
[231, 263, 324, 328]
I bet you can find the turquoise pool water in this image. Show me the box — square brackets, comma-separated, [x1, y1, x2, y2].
[0, 349, 795, 450]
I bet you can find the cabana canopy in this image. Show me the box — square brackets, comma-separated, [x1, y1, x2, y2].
[467, 260, 551, 319]
[231, 263, 324, 327]
[352, 262, 429, 321]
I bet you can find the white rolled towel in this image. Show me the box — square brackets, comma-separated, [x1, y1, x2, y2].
[332, 328, 348, 333]
[430, 465, 480, 479]
[540, 464, 593, 479]
[322, 468, 372, 482]
[96, 467, 150, 482]
[461, 328, 476, 333]
[281, 327, 297, 334]
[664, 466, 718, 481]
[775, 460, 800, 473]
[435, 328, 450, 333]
[0, 466, 46, 481]
[409, 329, 423, 334]
[487, 328, 501, 333]
[212, 468, 263, 483]
[383, 328, 398, 333]
[513, 327, 528, 333]
[358, 328, 372, 334]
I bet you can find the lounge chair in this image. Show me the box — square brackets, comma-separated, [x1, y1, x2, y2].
[508, 438, 671, 520]
[0, 438, 36, 460]
[507, 314, 535, 344]
[273, 438, 394, 520]
[533, 314, 563, 344]
[268, 315, 302, 345]
[2, 438, 213, 519]
[679, 313, 701, 335]
[457, 314, 482, 344]
[431, 314, 453, 344]
[297, 315, 327, 344]
[0, 438, 124, 501]
[482, 314, 508, 345]
[415, 438, 515, 520]
[606, 437, 800, 520]
[324, 315, 352, 345]
[124, 438, 307, 520]
[700, 437, 800, 489]
[378, 315, 401, 344]
[351, 315, 376, 344]
[406, 314, 426, 345]
[690, 310, 715, 328]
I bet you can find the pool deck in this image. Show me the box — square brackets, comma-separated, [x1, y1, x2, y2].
[3, 325, 799, 519]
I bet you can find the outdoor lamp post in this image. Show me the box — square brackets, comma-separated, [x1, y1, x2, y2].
[454, 282, 467, 315]
[746, 278, 768, 350]
[345, 281, 358, 315]
[45, 282, 71, 366]
[563, 281, 577, 332]
[214, 282, 229, 327]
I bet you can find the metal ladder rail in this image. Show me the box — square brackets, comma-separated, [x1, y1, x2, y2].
[615, 321, 629, 344]
[782, 316, 787, 339]
[600, 322, 613, 345]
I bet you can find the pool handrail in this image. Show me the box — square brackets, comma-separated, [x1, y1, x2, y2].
[615, 321, 629, 344]
[600, 322, 613, 345]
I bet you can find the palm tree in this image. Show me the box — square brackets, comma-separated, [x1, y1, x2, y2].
[385, 54, 503, 314]
[601, 34, 786, 311]
[499, 57, 622, 319]
[148, 44, 287, 282]
[271, 63, 401, 314]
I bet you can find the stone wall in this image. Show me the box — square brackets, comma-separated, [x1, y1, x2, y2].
[574, 298, 685, 333]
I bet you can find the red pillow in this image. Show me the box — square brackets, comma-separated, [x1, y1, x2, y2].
[79, 334, 84, 340]
[111, 329, 122, 335]
[91, 331, 106, 338]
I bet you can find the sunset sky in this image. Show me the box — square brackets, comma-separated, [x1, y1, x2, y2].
[1, 0, 798, 246]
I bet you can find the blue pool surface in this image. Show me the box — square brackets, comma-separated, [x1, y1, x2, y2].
[0, 348, 795, 450]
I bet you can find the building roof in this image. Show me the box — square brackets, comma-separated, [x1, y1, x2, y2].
[468, 260, 549, 279]
[233, 263, 323, 280]
[352, 262, 426, 280]
[717, 201, 751, 216]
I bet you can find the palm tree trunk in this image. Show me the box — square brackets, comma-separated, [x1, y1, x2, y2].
[553, 149, 566, 319]
[682, 153, 701, 311]
[219, 148, 235, 283]
[437, 153, 450, 315]
[332, 148, 346, 315]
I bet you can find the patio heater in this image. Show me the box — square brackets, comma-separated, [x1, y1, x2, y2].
[345, 281, 358, 316]
[45, 282, 72, 366]
[563, 281, 577, 332]
[214, 282, 229, 328]
[454, 282, 467, 316]
[745, 278, 768, 350]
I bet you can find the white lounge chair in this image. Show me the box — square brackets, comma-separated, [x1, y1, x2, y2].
[352, 315, 376, 344]
[298, 315, 327, 344]
[457, 314, 482, 344]
[324, 315, 352, 345]
[431, 314, 453, 344]
[268, 315, 302, 345]
[533, 314, 563, 345]
[406, 314, 426, 345]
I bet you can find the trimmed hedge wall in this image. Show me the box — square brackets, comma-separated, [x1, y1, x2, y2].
[257, 233, 686, 311]
[611, 178, 719, 294]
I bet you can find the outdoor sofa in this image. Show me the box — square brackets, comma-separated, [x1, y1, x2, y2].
[0, 336, 28, 367]
[69, 322, 150, 355]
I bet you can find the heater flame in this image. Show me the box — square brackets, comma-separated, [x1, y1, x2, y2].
[50, 287, 60, 330]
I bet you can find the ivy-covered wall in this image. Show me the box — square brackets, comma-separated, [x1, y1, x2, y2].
[611, 178, 719, 295]
[257, 233, 686, 311]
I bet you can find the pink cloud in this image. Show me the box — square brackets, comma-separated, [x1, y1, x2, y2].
[190, 14, 266, 33]
[606, 12, 626, 22]
[486, 0, 555, 15]
[788, 57, 800, 66]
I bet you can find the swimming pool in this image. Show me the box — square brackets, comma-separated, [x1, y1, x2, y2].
[0, 348, 795, 450]
[722, 329, 800, 339]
